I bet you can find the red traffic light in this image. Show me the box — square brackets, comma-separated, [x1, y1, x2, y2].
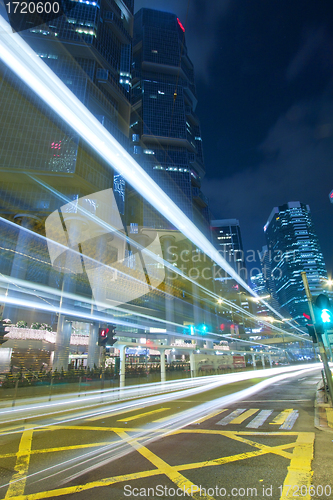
[100, 328, 109, 338]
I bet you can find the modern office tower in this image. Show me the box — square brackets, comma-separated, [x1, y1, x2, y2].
[211, 219, 247, 279]
[264, 201, 328, 325]
[250, 271, 282, 321]
[1, 0, 133, 217]
[0, 2, 134, 368]
[211, 219, 251, 329]
[130, 8, 209, 231]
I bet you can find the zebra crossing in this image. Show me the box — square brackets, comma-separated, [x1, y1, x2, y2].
[215, 408, 299, 430]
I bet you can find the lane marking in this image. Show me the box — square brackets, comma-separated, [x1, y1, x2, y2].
[115, 430, 216, 500]
[270, 409, 294, 426]
[280, 411, 299, 430]
[0, 427, 313, 500]
[117, 408, 169, 422]
[0, 442, 116, 459]
[325, 408, 333, 428]
[228, 409, 259, 424]
[246, 410, 273, 429]
[86, 406, 141, 422]
[216, 409, 246, 426]
[5, 427, 33, 498]
[279, 432, 314, 499]
[193, 409, 228, 424]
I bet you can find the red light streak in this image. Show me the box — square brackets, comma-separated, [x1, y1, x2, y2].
[177, 18, 185, 32]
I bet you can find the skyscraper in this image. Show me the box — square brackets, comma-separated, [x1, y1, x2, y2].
[1, 0, 133, 218]
[211, 219, 246, 278]
[0, 2, 134, 367]
[130, 8, 209, 231]
[264, 201, 327, 325]
[211, 219, 251, 327]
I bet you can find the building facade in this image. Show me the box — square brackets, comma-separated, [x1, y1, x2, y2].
[0, 1, 134, 368]
[264, 201, 328, 325]
[130, 8, 209, 232]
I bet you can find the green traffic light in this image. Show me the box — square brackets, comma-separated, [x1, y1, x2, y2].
[321, 309, 332, 323]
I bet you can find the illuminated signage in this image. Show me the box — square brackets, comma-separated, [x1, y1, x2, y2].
[177, 18, 185, 32]
[329, 190, 333, 204]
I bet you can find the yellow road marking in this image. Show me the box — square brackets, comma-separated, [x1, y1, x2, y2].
[270, 409, 294, 425]
[86, 405, 143, 422]
[5, 428, 33, 498]
[279, 432, 314, 500]
[117, 408, 169, 422]
[193, 409, 228, 424]
[0, 426, 314, 500]
[115, 430, 216, 500]
[0, 468, 163, 500]
[325, 408, 333, 428]
[218, 432, 293, 460]
[0, 441, 121, 459]
[229, 409, 259, 424]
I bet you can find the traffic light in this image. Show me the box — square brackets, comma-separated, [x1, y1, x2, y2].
[314, 294, 333, 326]
[98, 327, 109, 346]
[98, 325, 117, 346]
[108, 325, 117, 346]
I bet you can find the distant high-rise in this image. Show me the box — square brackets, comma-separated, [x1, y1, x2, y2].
[264, 201, 327, 324]
[211, 219, 251, 321]
[130, 8, 209, 231]
[211, 219, 247, 279]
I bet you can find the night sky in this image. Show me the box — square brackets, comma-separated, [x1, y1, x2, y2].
[135, 0, 333, 278]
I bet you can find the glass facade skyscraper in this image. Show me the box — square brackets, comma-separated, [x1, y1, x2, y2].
[264, 201, 328, 325]
[130, 8, 209, 232]
[0, 0, 133, 217]
[0, 1, 134, 329]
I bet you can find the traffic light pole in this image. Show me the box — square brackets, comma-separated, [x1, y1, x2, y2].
[301, 271, 333, 405]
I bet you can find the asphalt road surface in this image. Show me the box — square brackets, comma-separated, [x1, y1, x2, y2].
[0, 365, 332, 500]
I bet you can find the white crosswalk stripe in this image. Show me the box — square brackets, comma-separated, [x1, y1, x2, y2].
[246, 410, 273, 429]
[279, 410, 299, 429]
[216, 409, 246, 426]
[215, 408, 299, 430]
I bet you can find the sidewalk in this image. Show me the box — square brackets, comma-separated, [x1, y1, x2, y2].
[314, 380, 333, 432]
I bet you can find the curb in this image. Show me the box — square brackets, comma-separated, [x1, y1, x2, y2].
[314, 380, 333, 433]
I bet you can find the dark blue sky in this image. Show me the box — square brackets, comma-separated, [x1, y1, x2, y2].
[136, 0, 333, 277]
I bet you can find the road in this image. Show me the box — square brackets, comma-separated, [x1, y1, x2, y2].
[0, 364, 331, 500]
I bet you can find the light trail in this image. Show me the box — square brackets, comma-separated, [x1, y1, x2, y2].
[0, 214, 308, 342]
[0, 364, 320, 426]
[0, 15, 304, 336]
[0, 365, 320, 489]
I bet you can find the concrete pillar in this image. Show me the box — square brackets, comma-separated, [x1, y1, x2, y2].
[159, 348, 166, 383]
[205, 340, 213, 349]
[268, 354, 273, 368]
[87, 323, 100, 368]
[119, 344, 127, 389]
[261, 353, 265, 368]
[252, 353, 256, 368]
[53, 319, 72, 371]
[160, 235, 176, 340]
[55, 216, 86, 372]
[190, 352, 197, 378]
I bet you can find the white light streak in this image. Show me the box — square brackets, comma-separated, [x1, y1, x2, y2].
[0, 15, 302, 337]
